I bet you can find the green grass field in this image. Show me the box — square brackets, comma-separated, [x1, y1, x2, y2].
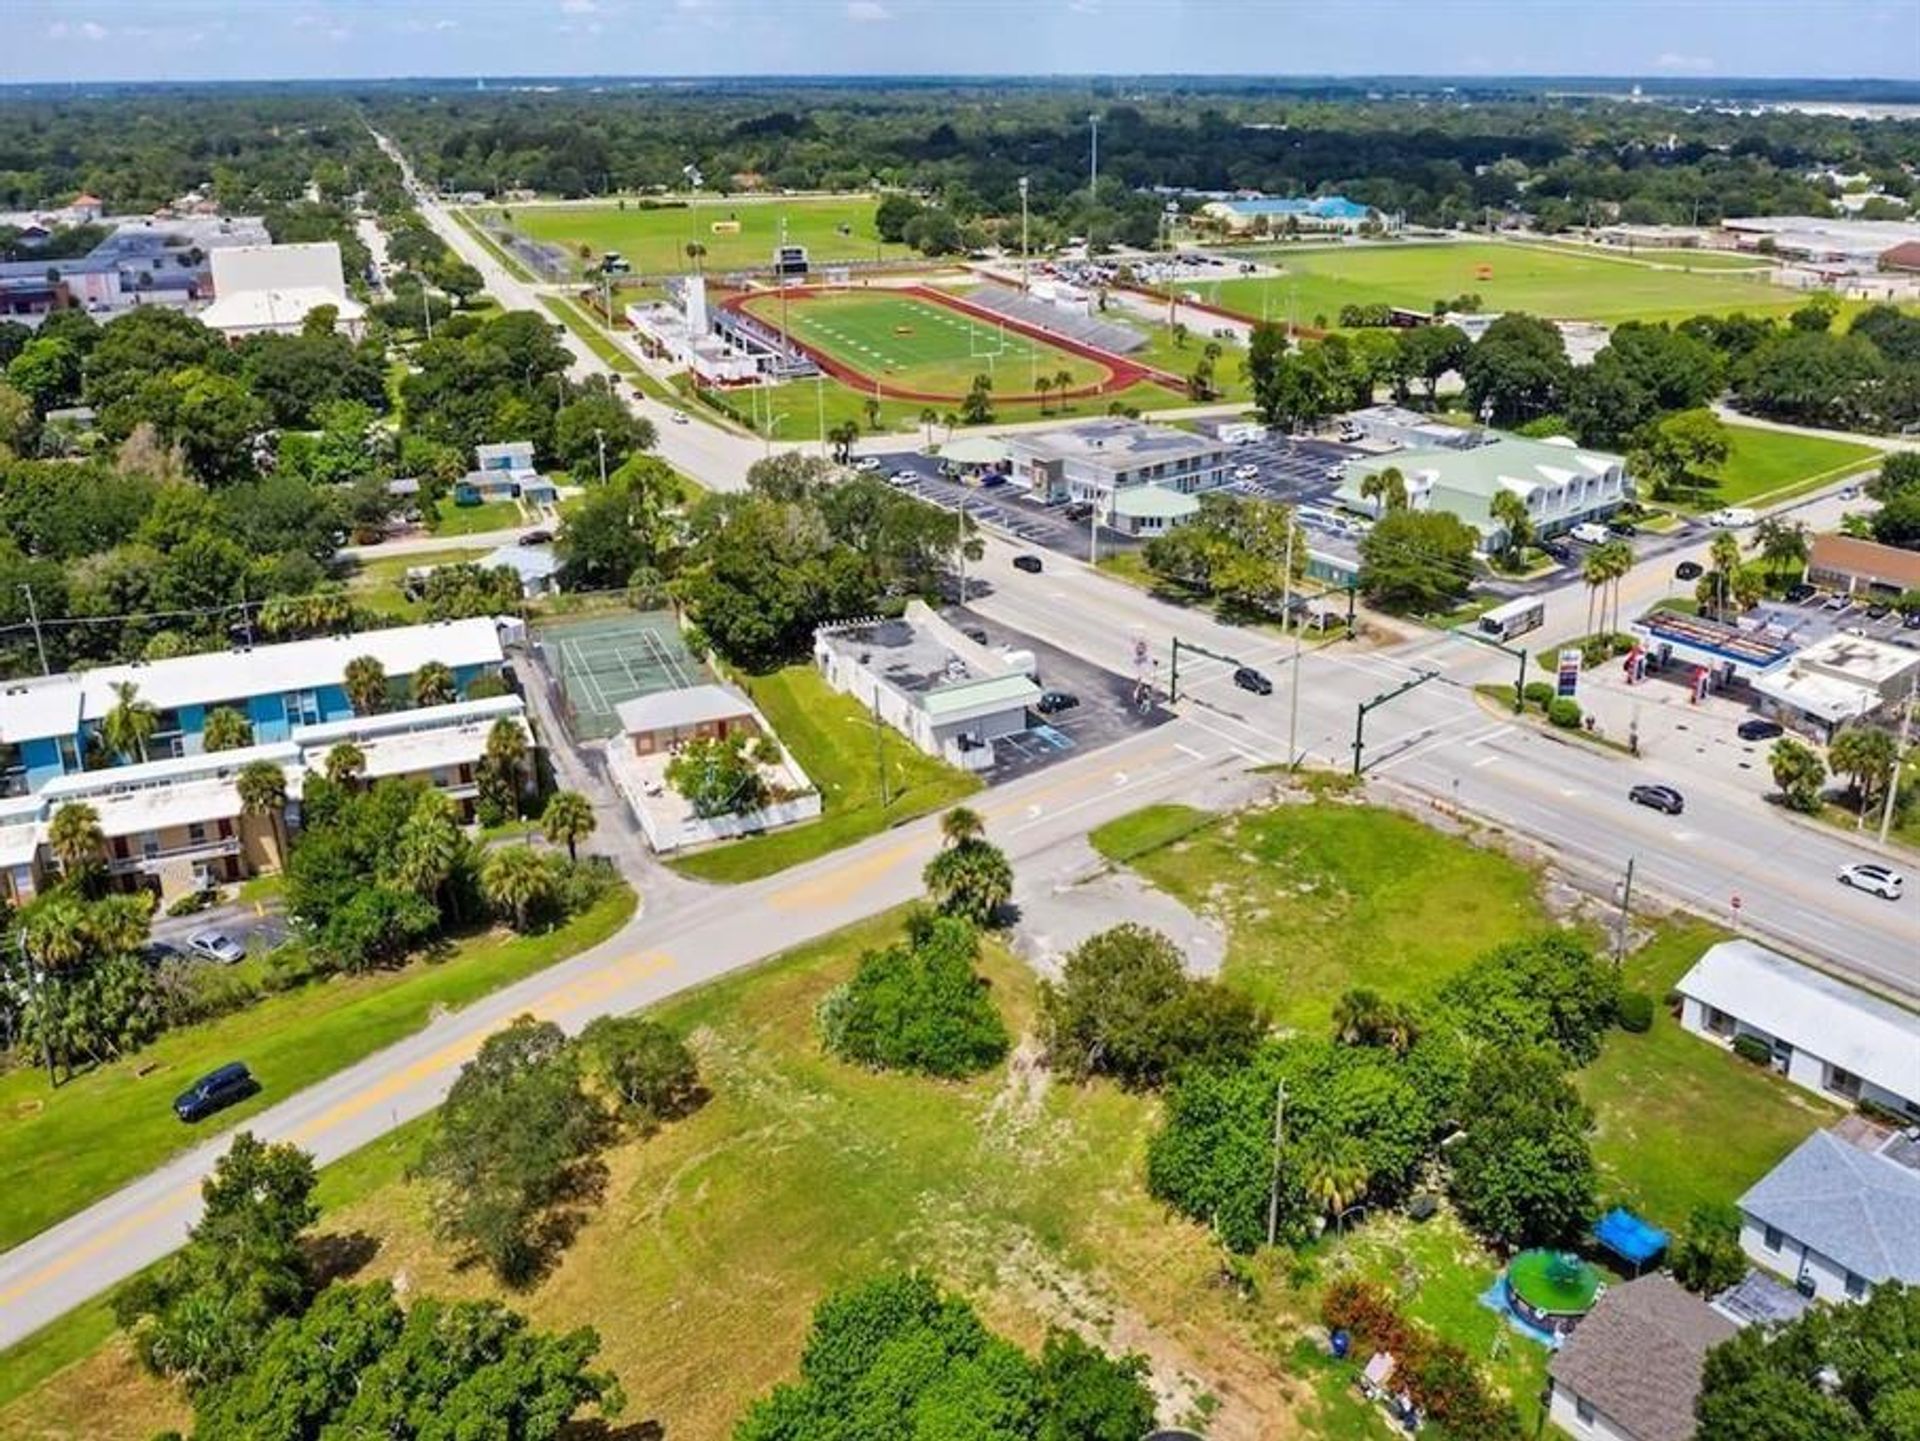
[429, 494, 522, 535]
[738, 289, 1111, 399]
[1179, 240, 1810, 325]
[1696, 423, 1881, 509]
[0, 888, 635, 1254]
[668, 664, 981, 883]
[479, 196, 907, 278]
[346, 546, 489, 619]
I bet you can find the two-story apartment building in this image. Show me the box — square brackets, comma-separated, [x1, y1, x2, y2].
[1005, 420, 1230, 530]
[1335, 434, 1630, 550]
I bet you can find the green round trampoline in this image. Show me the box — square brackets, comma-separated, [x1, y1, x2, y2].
[1504, 1250, 1601, 1337]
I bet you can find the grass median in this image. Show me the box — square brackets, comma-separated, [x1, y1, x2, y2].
[668, 664, 981, 884]
[0, 886, 636, 1254]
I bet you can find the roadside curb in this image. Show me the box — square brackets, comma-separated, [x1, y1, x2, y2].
[1777, 805, 1914, 866]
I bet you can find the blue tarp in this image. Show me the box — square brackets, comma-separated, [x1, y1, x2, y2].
[1595, 1207, 1668, 1268]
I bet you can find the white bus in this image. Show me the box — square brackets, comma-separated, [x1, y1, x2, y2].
[1478, 596, 1546, 643]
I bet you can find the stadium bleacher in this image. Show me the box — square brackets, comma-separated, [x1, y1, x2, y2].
[959, 286, 1147, 356]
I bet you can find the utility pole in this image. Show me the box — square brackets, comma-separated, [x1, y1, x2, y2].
[1088, 491, 1101, 566]
[873, 693, 891, 809]
[778, 214, 792, 358]
[1879, 671, 1917, 845]
[1281, 522, 1304, 768]
[1017, 176, 1031, 294]
[421, 283, 434, 341]
[1088, 113, 1100, 198]
[594, 427, 607, 487]
[17, 583, 48, 676]
[1265, 1080, 1287, 1247]
[1614, 856, 1636, 968]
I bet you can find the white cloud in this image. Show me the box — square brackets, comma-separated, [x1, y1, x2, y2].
[1067, 0, 1099, 12]
[48, 19, 110, 40]
[845, 0, 891, 20]
[559, 0, 599, 12]
[1652, 51, 1716, 73]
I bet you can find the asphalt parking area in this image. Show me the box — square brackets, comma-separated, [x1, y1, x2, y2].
[875, 451, 1132, 558]
[944, 602, 1172, 783]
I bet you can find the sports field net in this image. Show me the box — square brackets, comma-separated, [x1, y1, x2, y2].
[533, 611, 706, 741]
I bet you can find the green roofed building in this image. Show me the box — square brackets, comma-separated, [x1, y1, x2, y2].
[1111, 485, 1201, 536]
[1334, 433, 1629, 551]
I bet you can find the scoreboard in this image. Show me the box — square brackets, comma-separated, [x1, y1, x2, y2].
[773, 244, 809, 279]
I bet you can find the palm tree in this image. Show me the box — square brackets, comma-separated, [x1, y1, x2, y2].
[1756, 517, 1810, 581]
[46, 801, 104, 881]
[101, 681, 157, 763]
[1035, 376, 1053, 416]
[395, 790, 465, 917]
[540, 790, 597, 863]
[342, 655, 389, 716]
[1358, 466, 1407, 514]
[410, 660, 457, 709]
[1489, 490, 1532, 566]
[1829, 725, 1898, 817]
[923, 835, 1013, 925]
[481, 844, 557, 931]
[919, 408, 939, 447]
[1708, 530, 1744, 618]
[236, 761, 289, 870]
[324, 741, 366, 788]
[201, 706, 254, 753]
[18, 892, 91, 1083]
[1581, 546, 1610, 637]
[1302, 1141, 1370, 1223]
[1595, 539, 1635, 635]
[940, 806, 985, 847]
[478, 717, 529, 819]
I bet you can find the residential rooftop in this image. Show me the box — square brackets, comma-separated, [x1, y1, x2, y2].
[1740, 1128, 1920, 1286]
[1547, 1275, 1737, 1441]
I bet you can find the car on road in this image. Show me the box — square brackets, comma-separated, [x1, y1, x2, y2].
[1064, 502, 1094, 521]
[1737, 717, 1784, 742]
[174, 1062, 258, 1123]
[1706, 507, 1758, 529]
[1233, 666, 1273, 696]
[1012, 554, 1044, 574]
[1627, 783, 1685, 816]
[962, 626, 989, 645]
[187, 930, 245, 965]
[1674, 560, 1704, 582]
[854, 456, 882, 472]
[1837, 484, 1859, 500]
[668, 409, 690, 425]
[518, 528, 553, 545]
[1837, 862, 1904, 900]
[1232, 464, 1260, 482]
[1035, 690, 1079, 715]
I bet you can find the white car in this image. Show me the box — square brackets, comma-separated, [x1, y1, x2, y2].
[1233, 464, 1260, 482]
[890, 470, 918, 487]
[854, 456, 883, 472]
[187, 930, 246, 965]
[1568, 522, 1610, 545]
[668, 410, 690, 425]
[1706, 507, 1758, 529]
[1837, 862, 1904, 900]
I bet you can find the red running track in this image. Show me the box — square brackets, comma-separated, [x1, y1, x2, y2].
[720, 284, 1188, 404]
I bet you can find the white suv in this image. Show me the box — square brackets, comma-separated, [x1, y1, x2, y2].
[1838, 862, 1904, 901]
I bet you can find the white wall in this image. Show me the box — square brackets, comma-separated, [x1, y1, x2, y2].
[1546, 1379, 1640, 1441]
[1739, 1215, 1868, 1304]
[1678, 995, 1918, 1117]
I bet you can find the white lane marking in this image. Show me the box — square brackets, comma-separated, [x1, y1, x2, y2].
[1175, 743, 1206, 760]
[1473, 753, 1501, 768]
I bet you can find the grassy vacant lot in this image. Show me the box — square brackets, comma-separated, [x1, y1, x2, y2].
[4, 913, 1336, 1441]
[738, 289, 1111, 399]
[1695, 423, 1880, 509]
[429, 494, 522, 536]
[0, 887, 635, 1254]
[1092, 798, 1549, 1029]
[668, 664, 981, 883]
[481, 195, 907, 277]
[1579, 920, 1833, 1228]
[1181, 240, 1808, 326]
[345, 546, 486, 620]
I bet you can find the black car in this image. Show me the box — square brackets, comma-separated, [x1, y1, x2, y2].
[1233, 666, 1274, 696]
[1628, 784, 1686, 816]
[1905, 610, 1920, 630]
[1674, 561, 1704, 582]
[1607, 519, 1638, 537]
[1035, 690, 1079, 715]
[1783, 583, 1818, 604]
[1012, 554, 1044, 574]
[962, 626, 989, 645]
[518, 529, 554, 546]
[174, 1062, 258, 1123]
[1738, 718, 1784, 742]
[1541, 542, 1573, 564]
[1865, 602, 1893, 620]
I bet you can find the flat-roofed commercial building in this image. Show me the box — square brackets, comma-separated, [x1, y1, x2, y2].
[1006, 420, 1230, 520]
[1806, 533, 1920, 598]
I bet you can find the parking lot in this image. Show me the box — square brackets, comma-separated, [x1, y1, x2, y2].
[942, 602, 1172, 782]
[873, 451, 1123, 558]
[1748, 589, 1920, 652]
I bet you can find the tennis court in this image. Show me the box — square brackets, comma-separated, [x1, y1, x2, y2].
[535, 612, 706, 740]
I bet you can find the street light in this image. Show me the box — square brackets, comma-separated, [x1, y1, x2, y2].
[1017, 176, 1030, 294]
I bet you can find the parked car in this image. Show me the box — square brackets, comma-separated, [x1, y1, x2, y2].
[668, 409, 690, 425]
[1036, 690, 1079, 715]
[1627, 783, 1685, 816]
[1865, 602, 1893, 620]
[1737, 718, 1784, 742]
[1233, 464, 1260, 482]
[854, 456, 883, 472]
[187, 930, 245, 965]
[518, 529, 553, 545]
[1837, 862, 1904, 900]
[1607, 519, 1638, 537]
[1542, 542, 1574, 564]
[140, 941, 186, 968]
[1783, 583, 1818, 603]
[1064, 502, 1094, 521]
[1823, 593, 1854, 612]
[889, 470, 918, 487]
[1233, 666, 1273, 696]
[1905, 611, 1920, 630]
[1706, 507, 1758, 528]
[962, 626, 989, 645]
[1012, 554, 1044, 574]
[1569, 521, 1610, 545]
[174, 1062, 258, 1123]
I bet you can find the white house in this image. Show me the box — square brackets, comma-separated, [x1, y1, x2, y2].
[1737, 1127, 1920, 1303]
[1675, 940, 1920, 1121]
[1546, 1274, 1736, 1441]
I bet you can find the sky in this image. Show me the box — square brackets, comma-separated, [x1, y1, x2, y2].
[5, 0, 1919, 85]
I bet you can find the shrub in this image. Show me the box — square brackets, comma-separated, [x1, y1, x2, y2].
[1320, 1279, 1522, 1439]
[819, 913, 1009, 1078]
[1672, 1202, 1747, 1295]
[1522, 681, 1556, 709]
[165, 889, 213, 918]
[1732, 1033, 1773, 1066]
[1547, 696, 1582, 729]
[1616, 990, 1654, 1033]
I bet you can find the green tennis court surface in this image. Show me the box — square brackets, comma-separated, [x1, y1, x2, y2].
[737, 289, 1111, 397]
[535, 612, 705, 741]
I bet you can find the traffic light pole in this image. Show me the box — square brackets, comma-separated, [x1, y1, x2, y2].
[1351, 670, 1442, 777]
[1449, 624, 1528, 714]
[1168, 635, 1248, 704]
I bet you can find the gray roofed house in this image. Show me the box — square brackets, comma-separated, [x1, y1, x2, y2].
[1546, 1274, 1736, 1441]
[1737, 1127, 1920, 1304]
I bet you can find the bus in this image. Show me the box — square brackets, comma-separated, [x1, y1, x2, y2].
[1477, 596, 1546, 643]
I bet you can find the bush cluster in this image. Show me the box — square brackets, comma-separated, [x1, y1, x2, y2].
[818, 912, 1009, 1079]
[1322, 1279, 1524, 1440]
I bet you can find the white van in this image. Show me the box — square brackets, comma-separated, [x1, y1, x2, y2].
[1568, 522, 1610, 545]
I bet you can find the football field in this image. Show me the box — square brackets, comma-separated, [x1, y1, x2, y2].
[476, 196, 906, 277]
[736, 288, 1120, 400]
[1179, 240, 1811, 325]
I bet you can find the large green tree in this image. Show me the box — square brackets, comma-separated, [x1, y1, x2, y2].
[1446, 1046, 1596, 1249]
[1358, 508, 1478, 615]
[1462, 313, 1572, 425]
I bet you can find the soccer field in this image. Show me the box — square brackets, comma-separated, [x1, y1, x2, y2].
[477, 196, 906, 277]
[736, 289, 1118, 400]
[1181, 241, 1810, 325]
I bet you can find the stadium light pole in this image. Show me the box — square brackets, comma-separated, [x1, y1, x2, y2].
[1088, 114, 1100, 198]
[815, 373, 828, 459]
[594, 427, 607, 487]
[1017, 176, 1030, 294]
